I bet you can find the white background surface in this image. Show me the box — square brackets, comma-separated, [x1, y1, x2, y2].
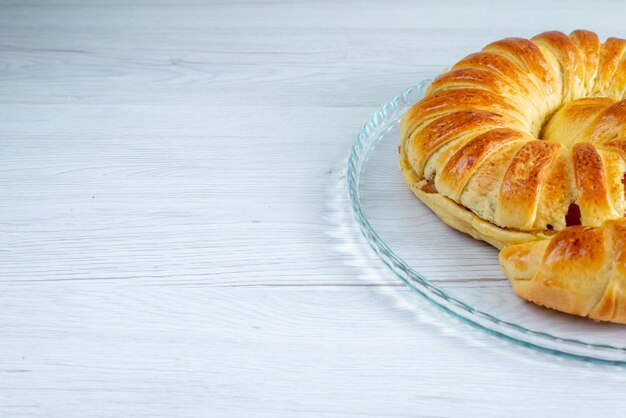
[3, 0, 626, 416]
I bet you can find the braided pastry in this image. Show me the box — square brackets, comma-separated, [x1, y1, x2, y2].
[399, 30, 626, 323]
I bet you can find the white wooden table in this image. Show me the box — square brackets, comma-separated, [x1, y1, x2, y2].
[3, 1, 626, 416]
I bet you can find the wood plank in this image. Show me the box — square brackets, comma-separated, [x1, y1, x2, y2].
[2, 284, 626, 417]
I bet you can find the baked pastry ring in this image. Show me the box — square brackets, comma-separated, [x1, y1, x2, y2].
[400, 30, 626, 323]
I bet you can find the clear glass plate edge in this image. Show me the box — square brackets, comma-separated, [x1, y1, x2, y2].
[347, 80, 626, 365]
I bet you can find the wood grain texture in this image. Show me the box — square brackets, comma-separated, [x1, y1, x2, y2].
[4, 0, 626, 416]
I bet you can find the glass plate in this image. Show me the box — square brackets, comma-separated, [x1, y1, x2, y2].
[348, 80, 626, 364]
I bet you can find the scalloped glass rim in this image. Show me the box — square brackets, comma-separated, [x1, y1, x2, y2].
[347, 80, 626, 365]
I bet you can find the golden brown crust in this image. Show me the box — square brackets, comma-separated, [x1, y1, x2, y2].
[531, 31, 586, 102]
[404, 110, 512, 176]
[532, 148, 574, 231]
[427, 68, 513, 96]
[400, 30, 626, 323]
[500, 219, 626, 323]
[604, 139, 626, 155]
[496, 140, 560, 229]
[452, 52, 537, 97]
[594, 37, 626, 96]
[483, 37, 558, 95]
[401, 88, 528, 143]
[588, 220, 626, 321]
[542, 97, 616, 146]
[570, 30, 601, 93]
[438, 128, 525, 200]
[571, 143, 611, 225]
[585, 101, 626, 143]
